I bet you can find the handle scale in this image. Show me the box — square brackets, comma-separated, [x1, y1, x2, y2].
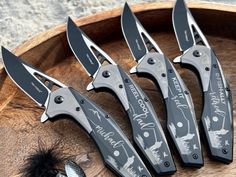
[133, 52, 203, 167]
[45, 87, 151, 177]
[181, 45, 233, 163]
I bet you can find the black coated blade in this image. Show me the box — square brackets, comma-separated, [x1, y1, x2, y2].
[2, 47, 49, 106]
[173, 0, 210, 51]
[67, 17, 101, 77]
[121, 3, 148, 61]
[173, 0, 194, 51]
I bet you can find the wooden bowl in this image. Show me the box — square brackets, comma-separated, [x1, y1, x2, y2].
[1, 2, 236, 177]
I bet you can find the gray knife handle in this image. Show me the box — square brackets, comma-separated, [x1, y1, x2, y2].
[133, 52, 203, 167]
[92, 65, 176, 175]
[181, 45, 233, 163]
[45, 87, 151, 177]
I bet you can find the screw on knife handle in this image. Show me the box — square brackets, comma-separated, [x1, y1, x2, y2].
[179, 45, 233, 163]
[44, 87, 151, 177]
[89, 64, 176, 175]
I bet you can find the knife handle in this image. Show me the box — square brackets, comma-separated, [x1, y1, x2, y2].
[45, 87, 151, 177]
[165, 61, 203, 167]
[180, 45, 233, 163]
[132, 52, 203, 167]
[91, 64, 176, 175]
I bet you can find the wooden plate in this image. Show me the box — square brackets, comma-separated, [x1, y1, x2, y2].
[1, 2, 236, 177]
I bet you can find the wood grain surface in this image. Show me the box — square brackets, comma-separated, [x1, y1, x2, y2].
[1, 2, 236, 177]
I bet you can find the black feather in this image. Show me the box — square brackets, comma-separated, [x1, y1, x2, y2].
[20, 139, 66, 177]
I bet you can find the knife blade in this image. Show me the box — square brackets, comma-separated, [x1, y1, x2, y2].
[121, 2, 203, 167]
[173, 0, 233, 163]
[1, 47, 151, 177]
[67, 17, 176, 175]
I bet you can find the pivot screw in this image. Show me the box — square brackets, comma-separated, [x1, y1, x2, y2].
[147, 58, 156, 65]
[54, 96, 64, 104]
[192, 153, 198, 159]
[193, 50, 202, 57]
[102, 70, 111, 78]
[164, 161, 170, 167]
[76, 107, 80, 111]
[205, 67, 210, 71]
[169, 69, 173, 73]
[80, 100, 84, 104]
[119, 84, 123, 88]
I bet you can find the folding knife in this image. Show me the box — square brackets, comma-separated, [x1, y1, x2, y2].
[1, 47, 151, 177]
[67, 17, 176, 175]
[121, 3, 203, 167]
[57, 160, 86, 177]
[172, 0, 233, 163]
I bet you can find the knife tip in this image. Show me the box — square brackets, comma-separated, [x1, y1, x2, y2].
[1, 46, 9, 57]
[123, 1, 131, 13]
[67, 16, 74, 26]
